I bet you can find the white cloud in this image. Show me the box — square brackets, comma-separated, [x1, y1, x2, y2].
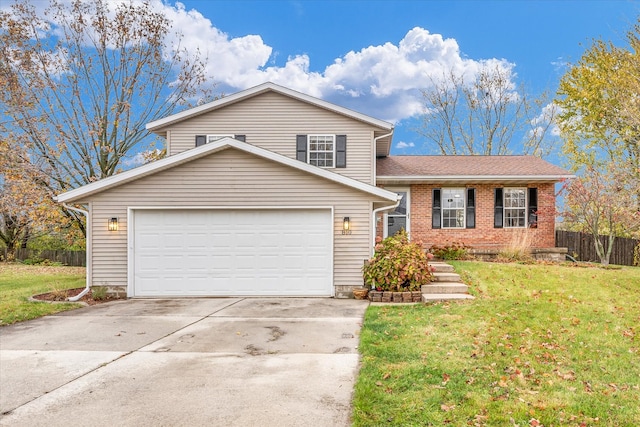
[395, 141, 415, 149]
[9, 0, 521, 128]
[530, 102, 562, 138]
[122, 151, 148, 167]
[147, 4, 520, 125]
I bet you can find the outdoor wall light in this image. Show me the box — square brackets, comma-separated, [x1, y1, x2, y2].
[342, 217, 351, 235]
[108, 217, 119, 232]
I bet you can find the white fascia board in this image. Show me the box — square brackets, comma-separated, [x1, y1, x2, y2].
[376, 174, 576, 183]
[56, 137, 400, 203]
[146, 82, 394, 132]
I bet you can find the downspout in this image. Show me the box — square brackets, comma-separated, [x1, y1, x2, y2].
[371, 198, 401, 257]
[62, 203, 91, 302]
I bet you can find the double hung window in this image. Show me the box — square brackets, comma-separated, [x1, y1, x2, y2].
[503, 188, 527, 228]
[432, 188, 475, 229]
[308, 135, 335, 168]
[441, 188, 466, 229]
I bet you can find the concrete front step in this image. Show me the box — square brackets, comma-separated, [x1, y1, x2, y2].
[422, 293, 475, 302]
[432, 272, 461, 282]
[429, 262, 454, 273]
[422, 282, 469, 294]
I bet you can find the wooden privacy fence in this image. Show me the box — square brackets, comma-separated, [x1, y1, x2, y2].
[4, 248, 87, 267]
[556, 230, 639, 266]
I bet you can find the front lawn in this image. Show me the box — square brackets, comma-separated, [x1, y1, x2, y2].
[353, 261, 640, 426]
[0, 263, 85, 326]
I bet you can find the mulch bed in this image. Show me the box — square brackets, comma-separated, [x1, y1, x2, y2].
[31, 288, 124, 306]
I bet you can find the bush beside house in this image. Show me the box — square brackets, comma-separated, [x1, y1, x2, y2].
[363, 230, 433, 292]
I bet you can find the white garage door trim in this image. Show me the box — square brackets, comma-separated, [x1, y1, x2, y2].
[127, 206, 334, 297]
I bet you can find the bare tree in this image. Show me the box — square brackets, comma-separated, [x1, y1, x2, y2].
[0, 0, 214, 237]
[419, 64, 557, 156]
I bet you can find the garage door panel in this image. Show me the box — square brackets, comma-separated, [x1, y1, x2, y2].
[133, 209, 332, 297]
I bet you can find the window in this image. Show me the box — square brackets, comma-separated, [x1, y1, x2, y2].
[441, 188, 466, 228]
[207, 135, 234, 143]
[504, 188, 527, 228]
[385, 189, 409, 237]
[433, 188, 475, 229]
[195, 134, 244, 147]
[296, 134, 346, 167]
[308, 135, 335, 168]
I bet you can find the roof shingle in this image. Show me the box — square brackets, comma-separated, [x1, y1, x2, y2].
[376, 155, 573, 182]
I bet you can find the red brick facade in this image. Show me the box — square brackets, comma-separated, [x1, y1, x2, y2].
[377, 183, 556, 249]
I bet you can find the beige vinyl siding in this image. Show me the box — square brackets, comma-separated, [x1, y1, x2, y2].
[163, 91, 378, 185]
[87, 148, 383, 291]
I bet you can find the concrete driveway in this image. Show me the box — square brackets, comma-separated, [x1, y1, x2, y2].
[0, 298, 368, 426]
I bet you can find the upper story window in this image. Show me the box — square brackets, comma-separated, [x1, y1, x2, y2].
[296, 134, 347, 168]
[195, 134, 246, 147]
[504, 188, 527, 228]
[441, 188, 466, 229]
[207, 135, 234, 143]
[308, 135, 335, 168]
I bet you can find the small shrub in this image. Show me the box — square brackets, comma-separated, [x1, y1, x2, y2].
[91, 286, 108, 301]
[48, 287, 70, 301]
[21, 257, 45, 265]
[362, 230, 432, 291]
[21, 257, 61, 266]
[634, 243, 640, 267]
[497, 229, 534, 262]
[430, 242, 471, 260]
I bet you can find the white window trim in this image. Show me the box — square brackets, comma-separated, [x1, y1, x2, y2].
[307, 134, 336, 168]
[207, 134, 235, 143]
[503, 187, 528, 228]
[441, 188, 466, 229]
[383, 187, 410, 238]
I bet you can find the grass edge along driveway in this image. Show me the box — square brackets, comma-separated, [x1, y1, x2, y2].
[352, 261, 640, 426]
[0, 263, 85, 326]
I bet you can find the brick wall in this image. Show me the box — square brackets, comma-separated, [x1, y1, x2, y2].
[377, 183, 557, 249]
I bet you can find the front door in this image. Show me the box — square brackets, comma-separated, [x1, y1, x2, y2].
[385, 189, 410, 237]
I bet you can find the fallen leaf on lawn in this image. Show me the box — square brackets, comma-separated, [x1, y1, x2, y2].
[555, 370, 576, 381]
[442, 373, 451, 385]
[382, 372, 391, 380]
[441, 404, 454, 412]
[529, 418, 542, 426]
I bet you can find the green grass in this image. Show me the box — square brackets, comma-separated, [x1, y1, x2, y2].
[353, 261, 640, 426]
[0, 263, 86, 326]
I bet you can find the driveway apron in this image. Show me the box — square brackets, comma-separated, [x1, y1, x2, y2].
[0, 298, 368, 427]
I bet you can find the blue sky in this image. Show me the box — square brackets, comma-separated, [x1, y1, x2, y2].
[167, 0, 638, 156]
[7, 0, 638, 159]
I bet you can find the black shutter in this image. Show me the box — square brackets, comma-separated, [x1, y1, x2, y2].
[466, 188, 476, 229]
[432, 188, 441, 229]
[195, 135, 206, 147]
[234, 134, 246, 142]
[494, 188, 504, 228]
[296, 135, 307, 162]
[528, 187, 538, 228]
[336, 135, 347, 168]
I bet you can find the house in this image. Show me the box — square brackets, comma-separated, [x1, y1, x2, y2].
[56, 82, 573, 298]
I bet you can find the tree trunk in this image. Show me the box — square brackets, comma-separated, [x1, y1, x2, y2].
[594, 234, 615, 266]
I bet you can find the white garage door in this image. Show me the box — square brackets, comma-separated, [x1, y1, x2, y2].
[132, 209, 332, 297]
